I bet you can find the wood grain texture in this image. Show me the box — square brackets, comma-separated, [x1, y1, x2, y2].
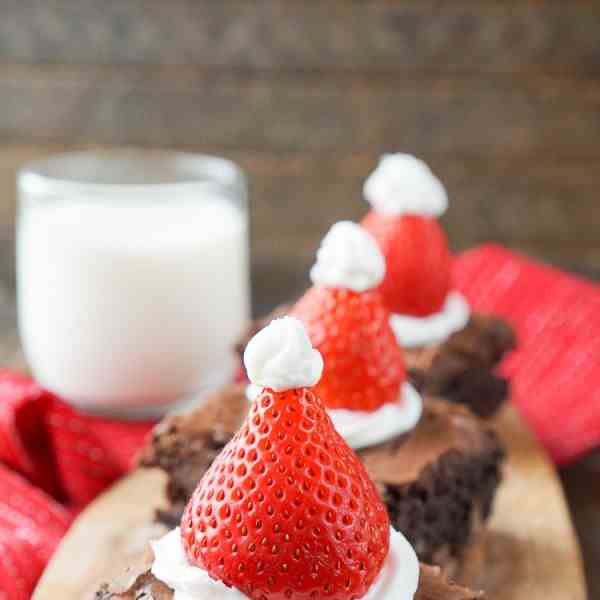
[0, 1, 598, 74]
[0, 2, 598, 271]
[0, 144, 599, 273]
[31, 405, 587, 600]
[33, 469, 170, 600]
[1, 67, 600, 155]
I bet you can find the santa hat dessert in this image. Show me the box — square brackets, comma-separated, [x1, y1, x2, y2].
[103, 321, 494, 600]
[361, 154, 470, 349]
[150, 315, 421, 600]
[290, 221, 422, 450]
[139, 223, 505, 577]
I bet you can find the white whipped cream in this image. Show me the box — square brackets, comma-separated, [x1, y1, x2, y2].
[309, 220, 385, 292]
[363, 527, 420, 600]
[390, 291, 470, 348]
[151, 528, 247, 600]
[247, 383, 422, 451]
[243, 317, 323, 391]
[152, 526, 419, 600]
[328, 383, 422, 450]
[363, 153, 447, 217]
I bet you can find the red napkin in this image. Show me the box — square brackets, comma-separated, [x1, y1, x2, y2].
[0, 244, 598, 599]
[0, 374, 153, 600]
[0, 465, 71, 600]
[454, 244, 600, 466]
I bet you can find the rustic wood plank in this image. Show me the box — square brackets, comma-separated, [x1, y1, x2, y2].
[0, 237, 19, 368]
[0, 327, 23, 370]
[1, 145, 599, 273]
[0, 233, 14, 288]
[0, 1, 598, 74]
[248, 153, 600, 245]
[1, 67, 600, 156]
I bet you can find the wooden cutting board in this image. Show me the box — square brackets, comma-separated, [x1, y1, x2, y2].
[32, 405, 587, 600]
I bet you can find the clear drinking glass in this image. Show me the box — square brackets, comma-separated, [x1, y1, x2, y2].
[17, 150, 250, 418]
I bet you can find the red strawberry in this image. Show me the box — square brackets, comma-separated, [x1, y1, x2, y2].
[291, 287, 405, 411]
[362, 211, 451, 317]
[181, 386, 390, 600]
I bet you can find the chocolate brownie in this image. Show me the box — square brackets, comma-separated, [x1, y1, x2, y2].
[138, 384, 247, 528]
[406, 314, 515, 418]
[139, 385, 503, 570]
[236, 307, 515, 418]
[360, 398, 502, 567]
[94, 551, 484, 600]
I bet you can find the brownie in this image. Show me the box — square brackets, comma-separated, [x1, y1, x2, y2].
[94, 570, 171, 600]
[406, 314, 516, 418]
[94, 551, 484, 600]
[139, 385, 504, 570]
[138, 384, 248, 527]
[236, 306, 515, 418]
[359, 398, 503, 567]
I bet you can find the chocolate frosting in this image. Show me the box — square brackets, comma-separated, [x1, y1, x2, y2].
[360, 398, 496, 485]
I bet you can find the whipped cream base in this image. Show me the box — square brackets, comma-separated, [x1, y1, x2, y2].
[327, 383, 422, 450]
[364, 526, 419, 600]
[152, 528, 247, 600]
[390, 291, 470, 348]
[152, 526, 419, 600]
[247, 383, 422, 451]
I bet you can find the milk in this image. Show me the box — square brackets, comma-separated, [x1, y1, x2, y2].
[17, 197, 249, 415]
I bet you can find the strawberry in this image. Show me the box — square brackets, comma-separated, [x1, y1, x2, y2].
[181, 386, 390, 600]
[362, 211, 451, 317]
[291, 287, 405, 411]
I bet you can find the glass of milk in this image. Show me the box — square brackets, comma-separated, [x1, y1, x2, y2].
[17, 150, 250, 418]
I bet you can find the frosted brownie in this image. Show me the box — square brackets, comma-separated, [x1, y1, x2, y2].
[139, 385, 503, 569]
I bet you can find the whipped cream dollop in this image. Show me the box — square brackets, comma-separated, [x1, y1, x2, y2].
[328, 383, 422, 450]
[243, 317, 323, 392]
[390, 291, 470, 348]
[152, 526, 419, 600]
[363, 527, 419, 600]
[247, 383, 423, 451]
[363, 154, 448, 217]
[151, 528, 247, 600]
[309, 221, 385, 292]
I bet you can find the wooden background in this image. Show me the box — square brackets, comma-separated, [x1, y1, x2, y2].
[0, 1, 598, 596]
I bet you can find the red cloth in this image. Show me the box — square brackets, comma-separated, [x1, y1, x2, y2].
[454, 244, 600, 465]
[0, 374, 153, 600]
[0, 244, 598, 599]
